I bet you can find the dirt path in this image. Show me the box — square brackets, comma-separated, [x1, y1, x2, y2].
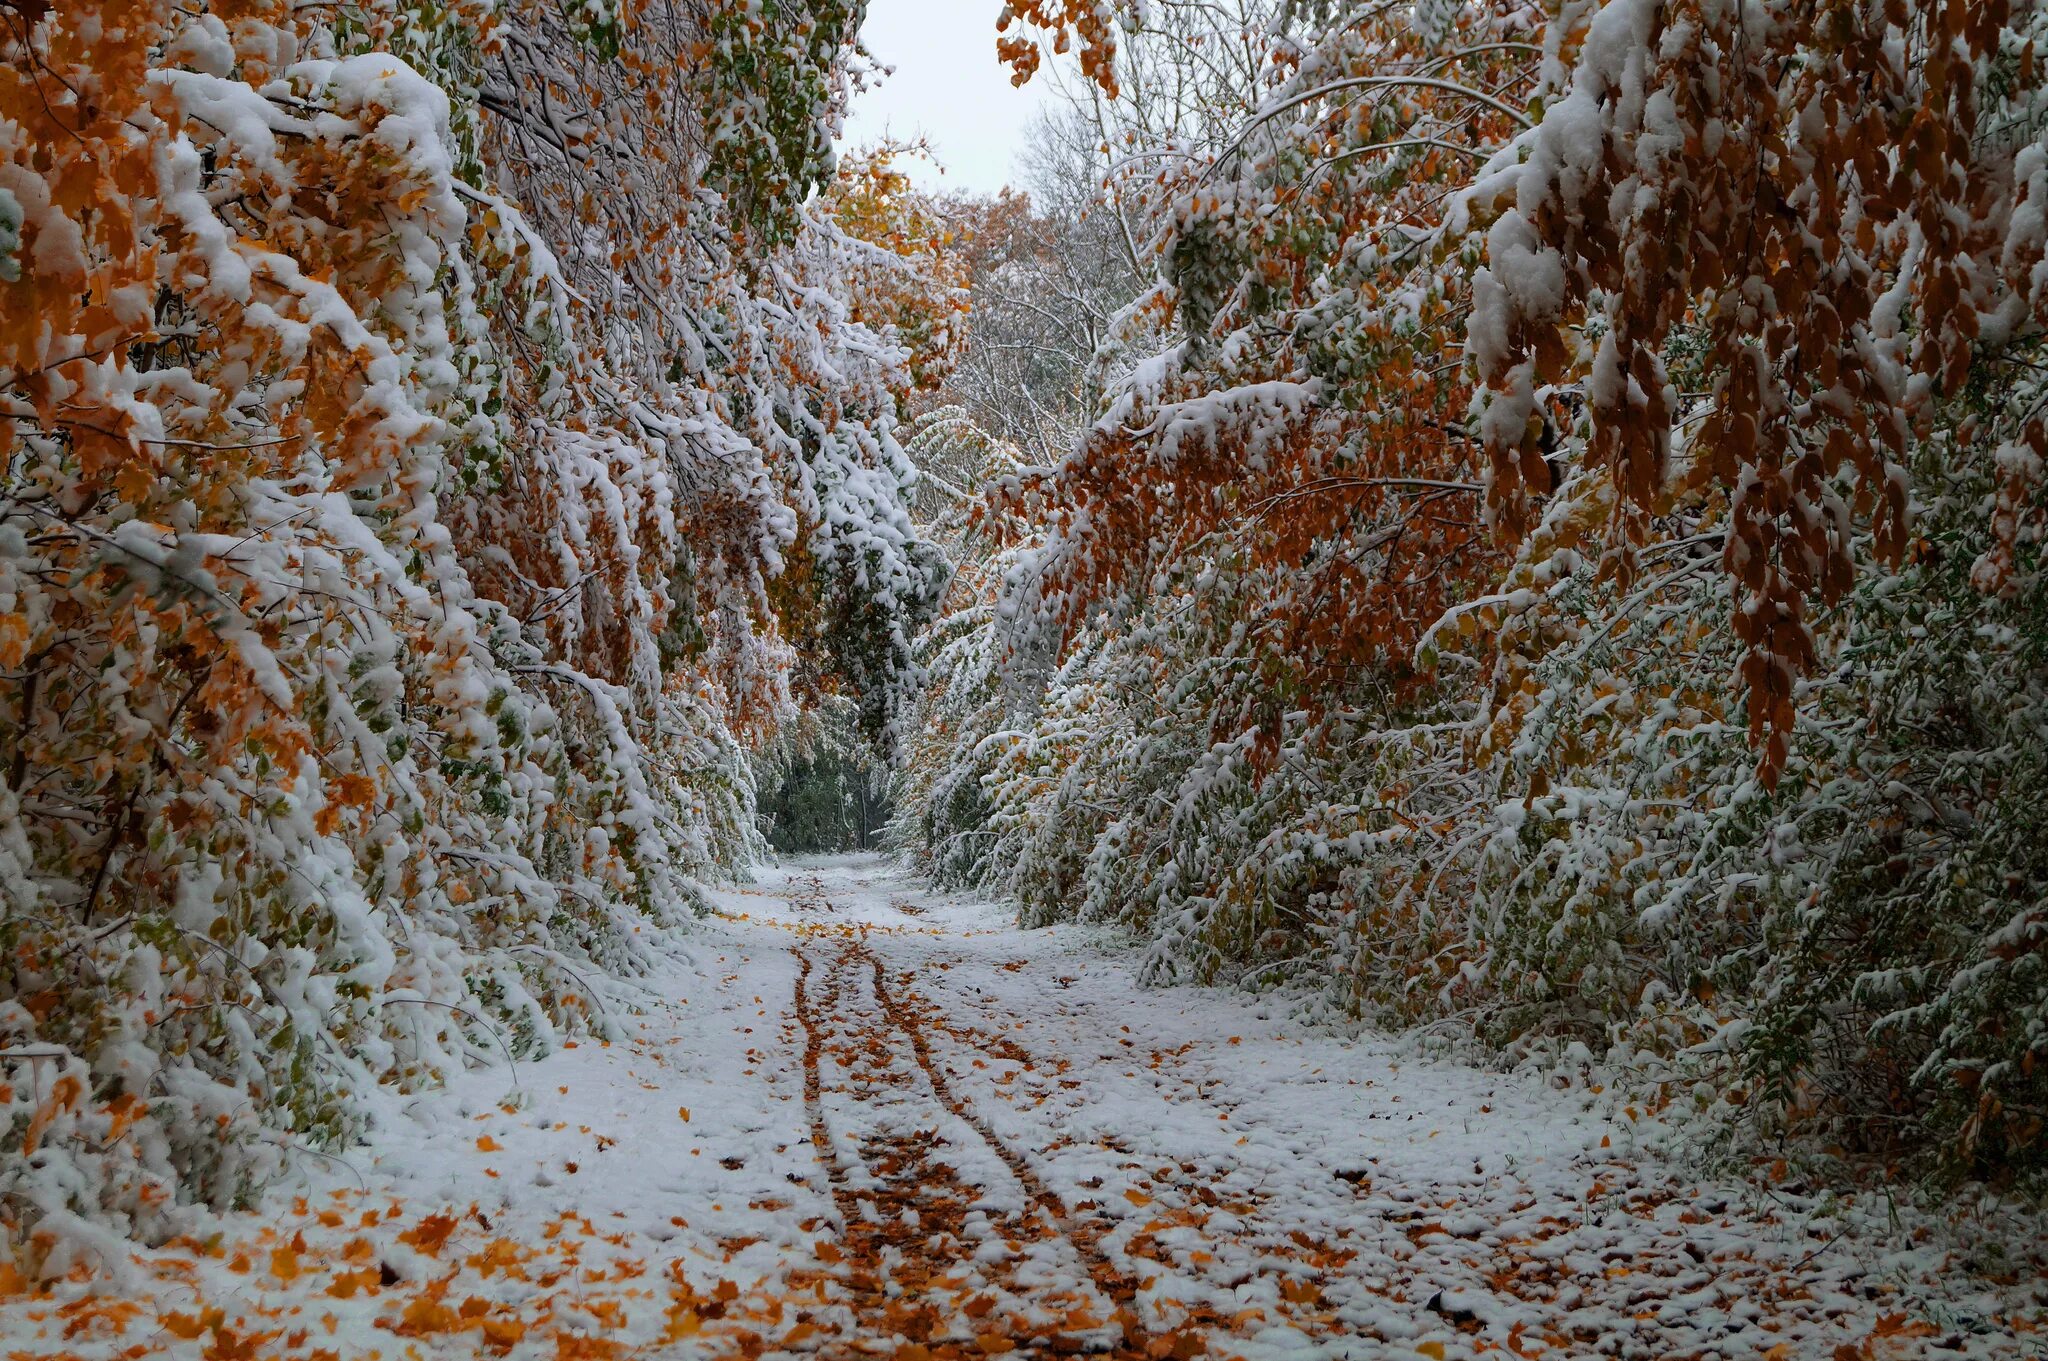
[4, 857, 2041, 1361]
[713, 863, 2040, 1360]
[786, 874, 1183, 1359]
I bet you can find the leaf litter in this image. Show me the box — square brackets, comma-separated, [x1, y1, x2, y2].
[4, 858, 2042, 1360]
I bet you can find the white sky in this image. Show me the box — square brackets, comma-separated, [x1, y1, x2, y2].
[842, 0, 1058, 196]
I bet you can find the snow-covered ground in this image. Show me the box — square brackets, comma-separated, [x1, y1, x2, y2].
[6, 856, 2043, 1359]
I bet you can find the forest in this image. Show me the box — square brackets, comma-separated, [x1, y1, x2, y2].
[2, 0, 2047, 1356]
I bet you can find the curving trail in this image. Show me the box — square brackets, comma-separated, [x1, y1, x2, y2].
[6, 856, 2040, 1361]
[788, 897, 1165, 1358]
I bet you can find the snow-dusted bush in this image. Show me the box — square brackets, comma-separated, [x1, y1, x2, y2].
[0, 0, 941, 1262]
[902, 0, 2048, 1188]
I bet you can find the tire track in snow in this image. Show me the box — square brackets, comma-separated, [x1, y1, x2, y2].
[860, 941, 1177, 1356]
[862, 945, 1326, 1357]
[791, 882, 1140, 1356]
[793, 948, 856, 1223]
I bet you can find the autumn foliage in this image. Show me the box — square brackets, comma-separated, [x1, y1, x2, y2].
[901, 0, 2048, 1187]
[0, 0, 945, 1261]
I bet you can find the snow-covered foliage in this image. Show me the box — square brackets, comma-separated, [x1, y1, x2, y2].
[901, 0, 2048, 1187]
[0, 0, 947, 1264]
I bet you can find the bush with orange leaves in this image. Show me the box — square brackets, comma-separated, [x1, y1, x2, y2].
[0, 0, 945, 1260]
[903, 0, 2048, 1188]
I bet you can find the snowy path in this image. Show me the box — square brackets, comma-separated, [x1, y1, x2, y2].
[7, 856, 2041, 1359]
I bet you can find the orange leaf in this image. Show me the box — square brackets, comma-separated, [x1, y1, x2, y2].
[399, 1213, 458, 1255]
[397, 1295, 463, 1335]
[480, 1316, 527, 1348]
[324, 1269, 378, 1299]
[1278, 1278, 1320, 1306]
[0, 613, 29, 669]
[23, 1073, 81, 1157]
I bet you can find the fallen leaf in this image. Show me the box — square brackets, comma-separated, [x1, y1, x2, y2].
[399, 1213, 459, 1255]
[164, 1311, 214, 1341]
[481, 1317, 528, 1348]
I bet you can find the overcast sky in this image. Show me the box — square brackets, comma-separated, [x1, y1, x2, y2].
[842, 0, 1058, 195]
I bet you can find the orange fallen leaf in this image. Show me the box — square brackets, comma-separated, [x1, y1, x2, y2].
[400, 1212, 459, 1255]
[477, 1135, 501, 1151]
[481, 1316, 528, 1349]
[1278, 1278, 1321, 1306]
[1871, 1314, 1938, 1339]
[396, 1294, 466, 1335]
[204, 1323, 279, 1361]
[324, 1268, 379, 1299]
[1124, 1189, 1152, 1207]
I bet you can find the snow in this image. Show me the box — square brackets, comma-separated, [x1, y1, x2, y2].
[1484, 212, 1565, 321]
[4, 857, 2040, 1357]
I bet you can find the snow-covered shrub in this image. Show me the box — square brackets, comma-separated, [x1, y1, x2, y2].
[0, 0, 941, 1258]
[901, 0, 2048, 1189]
